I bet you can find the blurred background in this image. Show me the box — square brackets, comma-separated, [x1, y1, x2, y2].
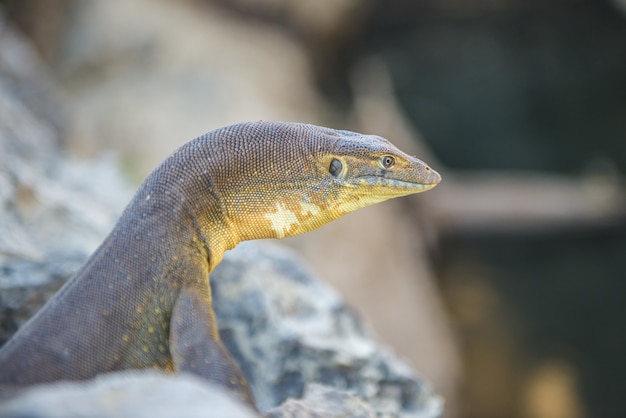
[2, 0, 625, 417]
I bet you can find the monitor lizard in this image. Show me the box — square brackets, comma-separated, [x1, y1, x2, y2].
[0, 121, 441, 406]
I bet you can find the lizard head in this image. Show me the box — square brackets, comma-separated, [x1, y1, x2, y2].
[209, 122, 441, 244]
[313, 129, 441, 218]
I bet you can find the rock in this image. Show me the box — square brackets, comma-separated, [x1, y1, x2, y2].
[0, 21, 133, 343]
[212, 242, 443, 417]
[208, 0, 372, 97]
[3, 0, 74, 62]
[53, 0, 328, 177]
[0, 371, 259, 418]
[266, 384, 377, 418]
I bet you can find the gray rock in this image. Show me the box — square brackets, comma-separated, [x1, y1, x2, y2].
[266, 384, 377, 418]
[0, 371, 259, 418]
[0, 21, 133, 344]
[213, 242, 443, 417]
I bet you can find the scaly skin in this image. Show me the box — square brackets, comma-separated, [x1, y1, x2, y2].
[0, 121, 441, 405]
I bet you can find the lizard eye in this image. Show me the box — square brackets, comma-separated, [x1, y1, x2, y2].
[329, 158, 343, 177]
[380, 155, 395, 169]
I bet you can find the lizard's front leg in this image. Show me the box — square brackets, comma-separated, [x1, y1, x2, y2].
[170, 279, 255, 406]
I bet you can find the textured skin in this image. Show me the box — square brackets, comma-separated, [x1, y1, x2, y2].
[0, 121, 440, 405]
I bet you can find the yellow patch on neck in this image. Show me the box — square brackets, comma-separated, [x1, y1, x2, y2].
[264, 202, 299, 239]
[300, 201, 321, 217]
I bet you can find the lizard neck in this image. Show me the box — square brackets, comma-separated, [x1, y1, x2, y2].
[127, 150, 238, 274]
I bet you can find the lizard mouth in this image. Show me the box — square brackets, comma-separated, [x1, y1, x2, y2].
[355, 167, 442, 192]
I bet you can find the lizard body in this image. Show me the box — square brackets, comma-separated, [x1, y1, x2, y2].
[0, 121, 440, 405]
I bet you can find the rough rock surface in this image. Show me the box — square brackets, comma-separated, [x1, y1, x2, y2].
[0, 371, 259, 418]
[212, 242, 443, 416]
[0, 20, 443, 418]
[0, 22, 133, 344]
[266, 384, 377, 418]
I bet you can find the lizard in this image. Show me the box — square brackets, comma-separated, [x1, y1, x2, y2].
[0, 121, 441, 406]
